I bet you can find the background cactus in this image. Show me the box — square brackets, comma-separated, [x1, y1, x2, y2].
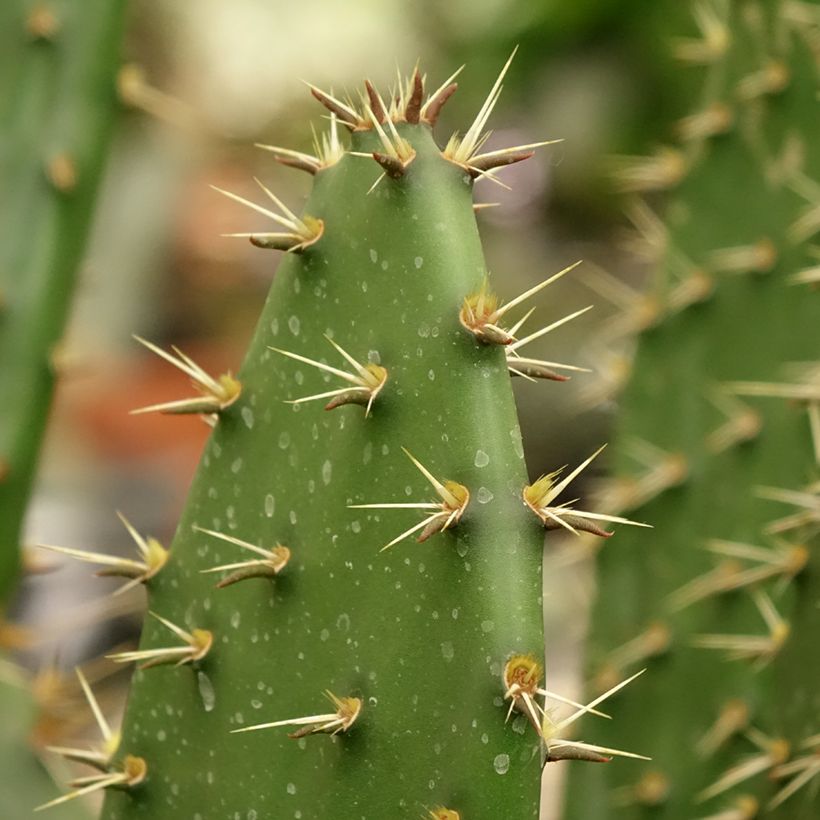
[0, 0, 127, 816]
[563, 1, 820, 818]
[0, 0, 127, 600]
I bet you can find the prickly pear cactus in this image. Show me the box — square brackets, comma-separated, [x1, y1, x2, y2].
[0, 0, 127, 602]
[565, 1, 820, 818]
[35, 58, 655, 820]
[0, 1, 125, 816]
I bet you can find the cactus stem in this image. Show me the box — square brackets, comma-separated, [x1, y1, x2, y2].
[231, 691, 362, 738]
[130, 336, 241, 418]
[676, 102, 734, 142]
[671, 1, 730, 65]
[45, 153, 78, 192]
[270, 336, 388, 416]
[696, 730, 790, 803]
[420, 66, 463, 126]
[523, 446, 652, 536]
[543, 669, 650, 762]
[443, 47, 518, 166]
[350, 449, 470, 551]
[214, 178, 324, 252]
[45, 668, 120, 771]
[194, 525, 290, 588]
[666, 540, 807, 612]
[696, 699, 751, 758]
[35, 755, 147, 812]
[36, 512, 169, 594]
[593, 622, 671, 692]
[460, 260, 583, 345]
[691, 589, 789, 666]
[706, 238, 777, 275]
[108, 612, 213, 670]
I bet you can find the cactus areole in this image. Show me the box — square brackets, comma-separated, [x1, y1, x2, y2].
[94, 60, 647, 820]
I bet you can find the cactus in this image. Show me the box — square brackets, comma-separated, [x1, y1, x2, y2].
[564, 1, 820, 818]
[15, 56, 659, 820]
[0, 0, 127, 601]
[0, 1, 125, 817]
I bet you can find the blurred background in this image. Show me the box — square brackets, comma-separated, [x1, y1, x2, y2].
[7, 0, 697, 815]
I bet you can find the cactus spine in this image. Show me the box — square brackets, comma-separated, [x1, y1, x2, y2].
[564, 1, 820, 818]
[77, 60, 652, 819]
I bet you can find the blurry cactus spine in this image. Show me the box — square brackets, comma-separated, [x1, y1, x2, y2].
[85, 57, 650, 820]
[564, 1, 820, 818]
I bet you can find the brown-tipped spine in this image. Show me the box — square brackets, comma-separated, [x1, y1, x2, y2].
[544, 515, 613, 538]
[324, 390, 371, 411]
[274, 155, 319, 175]
[309, 87, 357, 128]
[250, 235, 306, 253]
[469, 150, 534, 175]
[418, 515, 449, 543]
[405, 69, 424, 124]
[215, 566, 280, 589]
[546, 746, 612, 764]
[373, 152, 406, 179]
[364, 80, 386, 123]
[423, 83, 458, 126]
[509, 363, 570, 382]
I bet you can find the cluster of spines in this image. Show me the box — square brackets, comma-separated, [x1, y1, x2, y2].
[39, 56, 655, 816]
